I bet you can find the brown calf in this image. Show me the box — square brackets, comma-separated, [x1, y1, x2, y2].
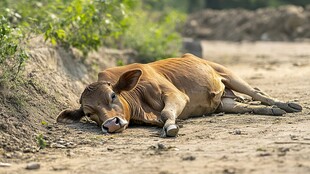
[57, 54, 302, 137]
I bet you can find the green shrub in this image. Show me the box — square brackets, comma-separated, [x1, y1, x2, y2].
[42, 0, 186, 60]
[119, 9, 186, 62]
[0, 16, 28, 83]
[44, 0, 130, 56]
[1, 0, 186, 65]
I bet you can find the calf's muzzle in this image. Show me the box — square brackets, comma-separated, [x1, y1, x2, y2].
[101, 117, 128, 133]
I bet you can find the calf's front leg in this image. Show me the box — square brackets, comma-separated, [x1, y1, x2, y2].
[161, 92, 188, 137]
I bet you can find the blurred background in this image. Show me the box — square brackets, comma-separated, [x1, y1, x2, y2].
[1, 0, 310, 78]
[151, 0, 309, 11]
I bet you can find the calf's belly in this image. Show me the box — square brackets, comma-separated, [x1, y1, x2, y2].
[177, 94, 223, 119]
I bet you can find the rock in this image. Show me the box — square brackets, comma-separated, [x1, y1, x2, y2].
[223, 168, 236, 174]
[66, 142, 77, 148]
[79, 140, 91, 145]
[26, 162, 40, 170]
[157, 143, 167, 150]
[77, 131, 83, 134]
[212, 112, 225, 116]
[107, 147, 114, 151]
[52, 165, 69, 171]
[290, 135, 298, 140]
[148, 145, 157, 150]
[57, 140, 66, 145]
[229, 129, 242, 135]
[23, 148, 32, 153]
[51, 143, 66, 148]
[13, 151, 23, 158]
[168, 147, 180, 151]
[159, 171, 171, 174]
[0, 162, 11, 167]
[257, 152, 272, 157]
[278, 147, 290, 156]
[4, 153, 12, 158]
[234, 129, 241, 135]
[66, 150, 75, 157]
[182, 155, 196, 161]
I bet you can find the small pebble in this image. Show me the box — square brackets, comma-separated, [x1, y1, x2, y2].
[51, 143, 66, 148]
[148, 145, 157, 150]
[157, 143, 167, 150]
[290, 135, 298, 140]
[182, 155, 196, 161]
[66, 142, 77, 148]
[234, 129, 241, 135]
[213, 112, 225, 116]
[107, 147, 114, 151]
[4, 153, 12, 158]
[46, 125, 53, 129]
[57, 140, 66, 145]
[0, 162, 11, 167]
[23, 148, 32, 153]
[278, 147, 290, 153]
[169, 147, 180, 151]
[26, 162, 40, 170]
[257, 152, 272, 157]
[77, 131, 83, 134]
[52, 165, 68, 171]
[67, 151, 75, 157]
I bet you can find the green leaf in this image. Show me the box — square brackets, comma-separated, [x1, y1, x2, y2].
[36, 134, 47, 149]
[51, 37, 57, 45]
[41, 120, 48, 125]
[56, 29, 66, 39]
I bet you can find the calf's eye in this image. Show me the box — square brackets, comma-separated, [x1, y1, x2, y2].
[111, 92, 116, 101]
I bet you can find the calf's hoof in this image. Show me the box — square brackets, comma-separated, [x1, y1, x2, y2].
[253, 107, 286, 116]
[161, 124, 179, 137]
[270, 107, 287, 116]
[275, 102, 302, 113]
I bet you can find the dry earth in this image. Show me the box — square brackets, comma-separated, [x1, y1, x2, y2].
[184, 5, 310, 42]
[1, 41, 310, 174]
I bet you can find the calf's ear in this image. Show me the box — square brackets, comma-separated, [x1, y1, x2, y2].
[113, 69, 142, 94]
[56, 107, 85, 123]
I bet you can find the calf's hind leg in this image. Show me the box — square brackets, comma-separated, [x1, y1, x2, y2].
[218, 98, 286, 116]
[209, 62, 302, 113]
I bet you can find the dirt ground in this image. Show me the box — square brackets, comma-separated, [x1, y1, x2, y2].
[1, 41, 310, 174]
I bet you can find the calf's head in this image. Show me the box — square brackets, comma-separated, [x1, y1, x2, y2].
[56, 69, 142, 133]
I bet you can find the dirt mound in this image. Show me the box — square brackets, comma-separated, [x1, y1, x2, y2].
[0, 37, 135, 153]
[183, 5, 310, 41]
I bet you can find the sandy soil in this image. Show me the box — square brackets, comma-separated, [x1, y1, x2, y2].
[1, 41, 310, 174]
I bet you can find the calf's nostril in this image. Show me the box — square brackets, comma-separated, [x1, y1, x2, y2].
[115, 117, 120, 125]
[101, 125, 109, 134]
